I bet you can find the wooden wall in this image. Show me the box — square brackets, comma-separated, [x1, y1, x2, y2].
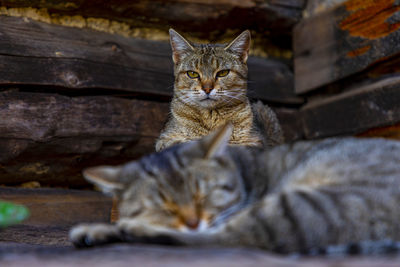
[0, 0, 400, 189]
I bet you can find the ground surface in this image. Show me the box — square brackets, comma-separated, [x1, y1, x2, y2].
[1, 228, 400, 267]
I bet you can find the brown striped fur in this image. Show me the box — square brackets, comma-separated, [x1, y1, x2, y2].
[71, 126, 400, 253]
[155, 29, 283, 151]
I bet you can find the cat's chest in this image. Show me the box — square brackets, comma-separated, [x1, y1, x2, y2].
[187, 111, 257, 144]
[201, 109, 227, 129]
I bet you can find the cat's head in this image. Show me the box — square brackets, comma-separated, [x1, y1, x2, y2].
[170, 29, 250, 109]
[83, 124, 245, 232]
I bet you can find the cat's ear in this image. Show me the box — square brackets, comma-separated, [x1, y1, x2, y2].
[83, 166, 124, 195]
[169, 29, 194, 64]
[202, 123, 233, 159]
[225, 30, 251, 63]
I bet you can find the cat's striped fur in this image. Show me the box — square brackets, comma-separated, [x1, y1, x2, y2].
[70, 125, 400, 254]
[155, 29, 283, 151]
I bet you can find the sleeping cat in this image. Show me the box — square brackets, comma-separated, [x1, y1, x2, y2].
[70, 124, 400, 253]
[155, 29, 283, 151]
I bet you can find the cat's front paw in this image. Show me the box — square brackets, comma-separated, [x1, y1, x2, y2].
[117, 219, 183, 245]
[69, 223, 121, 248]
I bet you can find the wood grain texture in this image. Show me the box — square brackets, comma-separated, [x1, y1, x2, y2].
[301, 77, 400, 139]
[0, 16, 302, 104]
[0, 92, 168, 141]
[0, 91, 302, 187]
[294, 0, 400, 93]
[0, 91, 168, 187]
[275, 107, 304, 141]
[0, 187, 112, 226]
[0, 187, 112, 246]
[358, 122, 400, 140]
[1, 243, 400, 267]
[0, 0, 304, 39]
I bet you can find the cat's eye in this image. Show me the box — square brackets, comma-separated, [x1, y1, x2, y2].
[187, 71, 200, 79]
[216, 70, 230, 78]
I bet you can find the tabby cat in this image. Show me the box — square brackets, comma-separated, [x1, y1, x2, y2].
[155, 29, 283, 151]
[70, 124, 400, 253]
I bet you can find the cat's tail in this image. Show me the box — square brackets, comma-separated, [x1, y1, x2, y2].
[251, 101, 284, 147]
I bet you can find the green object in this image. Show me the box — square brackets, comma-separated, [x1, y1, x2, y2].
[0, 201, 29, 227]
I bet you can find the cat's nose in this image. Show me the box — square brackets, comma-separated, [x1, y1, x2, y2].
[202, 86, 214, 95]
[185, 217, 200, 229]
[202, 81, 214, 94]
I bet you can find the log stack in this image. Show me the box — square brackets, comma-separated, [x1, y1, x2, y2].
[295, 0, 400, 138]
[0, 8, 302, 188]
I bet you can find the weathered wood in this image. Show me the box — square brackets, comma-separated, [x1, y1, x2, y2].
[274, 108, 304, 141]
[0, 225, 70, 246]
[0, 187, 111, 245]
[1, 244, 400, 267]
[303, 0, 347, 17]
[0, 92, 168, 141]
[0, 187, 112, 226]
[358, 122, 400, 140]
[294, 0, 400, 93]
[0, 0, 304, 39]
[247, 57, 302, 104]
[0, 16, 302, 104]
[0, 91, 168, 186]
[301, 77, 400, 139]
[0, 91, 302, 186]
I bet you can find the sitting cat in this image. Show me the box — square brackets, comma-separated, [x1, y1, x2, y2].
[70, 124, 400, 253]
[155, 29, 283, 151]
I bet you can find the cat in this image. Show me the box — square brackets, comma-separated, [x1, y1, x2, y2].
[70, 124, 400, 254]
[155, 29, 283, 151]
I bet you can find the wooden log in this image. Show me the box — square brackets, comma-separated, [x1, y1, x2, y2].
[0, 91, 302, 186]
[301, 77, 400, 139]
[0, 16, 302, 104]
[0, 0, 304, 39]
[274, 108, 304, 141]
[0, 91, 168, 187]
[303, 0, 347, 17]
[0, 187, 112, 245]
[0, 92, 168, 141]
[294, 0, 400, 93]
[358, 122, 400, 140]
[0, 225, 70, 246]
[0, 187, 112, 226]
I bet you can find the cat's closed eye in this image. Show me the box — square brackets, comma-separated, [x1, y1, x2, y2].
[209, 185, 239, 208]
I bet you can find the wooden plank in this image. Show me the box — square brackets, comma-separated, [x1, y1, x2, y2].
[0, 225, 70, 246]
[1, 244, 400, 267]
[274, 108, 304, 141]
[0, 92, 168, 141]
[0, 187, 112, 226]
[294, 0, 400, 93]
[303, 0, 347, 17]
[0, 91, 168, 187]
[301, 77, 400, 139]
[0, 0, 304, 38]
[358, 122, 400, 140]
[0, 187, 112, 246]
[246, 57, 302, 104]
[0, 16, 302, 104]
